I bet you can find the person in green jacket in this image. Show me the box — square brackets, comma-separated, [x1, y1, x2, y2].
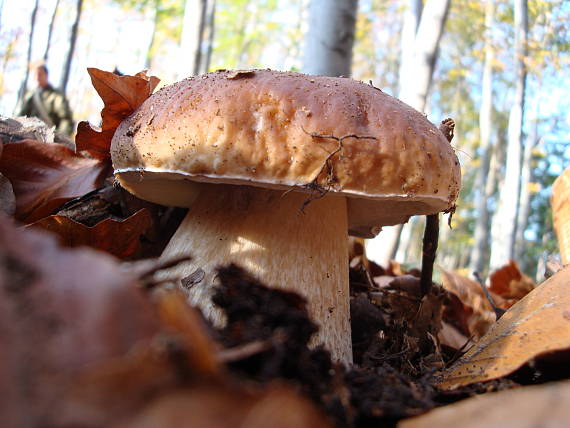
[18, 65, 74, 137]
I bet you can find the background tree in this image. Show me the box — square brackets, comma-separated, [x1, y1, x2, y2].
[303, 0, 358, 77]
[489, 0, 528, 269]
[179, 0, 216, 78]
[469, 0, 497, 274]
[15, 0, 39, 110]
[43, 0, 61, 62]
[60, 0, 83, 94]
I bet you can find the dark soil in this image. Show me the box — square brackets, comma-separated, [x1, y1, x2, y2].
[208, 263, 515, 427]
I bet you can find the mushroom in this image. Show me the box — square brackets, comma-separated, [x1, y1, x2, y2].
[111, 69, 461, 365]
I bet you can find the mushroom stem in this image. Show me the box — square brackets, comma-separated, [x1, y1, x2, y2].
[160, 184, 352, 365]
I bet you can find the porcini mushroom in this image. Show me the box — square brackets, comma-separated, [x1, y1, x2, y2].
[111, 69, 461, 365]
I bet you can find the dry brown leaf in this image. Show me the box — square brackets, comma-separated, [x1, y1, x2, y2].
[552, 166, 570, 264]
[489, 260, 536, 301]
[116, 384, 332, 428]
[0, 139, 109, 222]
[0, 214, 161, 426]
[399, 380, 570, 428]
[440, 269, 495, 339]
[438, 265, 570, 390]
[29, 208, 153, 259]
[75, 68, 159, 159]
[0, 171, 15, 215]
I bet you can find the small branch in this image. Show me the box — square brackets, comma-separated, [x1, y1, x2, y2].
[420, 214, 440, 296]
[473, 272, 506, 321]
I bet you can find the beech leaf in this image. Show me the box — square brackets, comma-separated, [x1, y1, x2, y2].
[399, 380, 570, 428]
[29, 208, 153, 260]
[0, 140, 109, 223]
[75, 68, 159, 158]
[438, 265, 570, 390]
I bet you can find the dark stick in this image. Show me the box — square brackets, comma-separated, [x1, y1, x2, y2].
[420, 214, 440, 296]
[473, 271, 506, 320]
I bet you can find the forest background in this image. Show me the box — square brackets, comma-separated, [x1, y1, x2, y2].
[0, 0, 569, 280]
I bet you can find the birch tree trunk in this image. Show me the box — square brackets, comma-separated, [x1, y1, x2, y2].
[366, 0, 450, 268]
[60, 0, 84, 94]
[514, 116, 537, 268]
[489, 0, 528, 270]
[43, 0, 61, 61]
[469, 0, 496, 274]
[145, 0, 159, 70]
[202, 0, 216, 73]
[302, 0, 359, 77]
[15, 0, 39, 110]
[179, 0, 208, 78]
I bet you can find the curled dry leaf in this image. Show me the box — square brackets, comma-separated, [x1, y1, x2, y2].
[438, 265, 570, 390]
[116, 384, 332, 428]
[0, 172, 15, 215]
[488, 260, 536, 303]
[399, 380, 570, 428]
[29, 208, 153, 260]
[0, 139, 109, 222]
[76, 68, 160, 159]
[440, 269, 495, 339]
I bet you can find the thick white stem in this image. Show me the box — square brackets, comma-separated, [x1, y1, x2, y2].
[160, 184, 352, 365]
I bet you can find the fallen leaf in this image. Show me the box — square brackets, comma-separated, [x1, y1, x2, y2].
[489, 260, 535, 301]
[0, 140, 109, 222]
[0, 214, 161, 426]
[399, 380, 570, 428]
[0, 172, 15, 215]
[552, 166, 570, 264]
[76, 68, 159, 159]
[117, 384, 332, 428]
[28, 208, 153, 259]
[440, 269, 495, 339]
[438, 265, 570, 390]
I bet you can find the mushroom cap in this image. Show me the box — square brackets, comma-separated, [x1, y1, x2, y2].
[111, 69, 461, 237]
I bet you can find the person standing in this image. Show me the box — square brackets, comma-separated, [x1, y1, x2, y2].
[18, 64, 74, 137]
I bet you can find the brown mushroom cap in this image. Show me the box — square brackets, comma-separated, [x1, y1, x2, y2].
[111, 69, 461, 237]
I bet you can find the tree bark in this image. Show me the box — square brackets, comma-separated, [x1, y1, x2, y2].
[44, 0, 61, 62]
[202, 0, 216, 74]
[16, 0, 39, 109]
[514, 116, 537, 267]
[60, 0, 84, 94]
[489, 0, 528, 270]
[302, 0, 359, 77]
[469, 0, 496, 274]
[145, 0, 159, 70]
[179, 0, 209, 78]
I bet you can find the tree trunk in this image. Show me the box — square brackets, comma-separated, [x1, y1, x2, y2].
[202, 0, 216, 74]
[44, 0, 61, 61]
[302, 0, 359, 77]
[16, 0, 39, 110]
[469, 0, 496, 274]
[60, 0, 83, 94]
[366, 0, 450, 268]
[514, 115, 538, 268]
[179, 0, 209, 78]
[489, 0, 528, 270]
[145, 0, 159, 70]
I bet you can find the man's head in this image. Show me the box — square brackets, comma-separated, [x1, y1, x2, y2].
[35, 65, 49, 89]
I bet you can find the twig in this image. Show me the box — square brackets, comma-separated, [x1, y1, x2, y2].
[473, 271, 506, 321]
[420, 214, 439, 296]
